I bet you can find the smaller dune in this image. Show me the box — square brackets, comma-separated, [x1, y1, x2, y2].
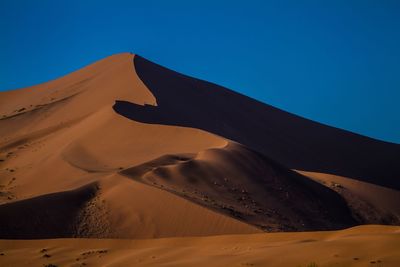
[0, 182, 100, 239]
[122, 142, 356, 231]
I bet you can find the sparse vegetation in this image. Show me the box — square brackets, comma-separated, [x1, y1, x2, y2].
[298, 263, 318, 267]
[81, 249, 108, 256]
[331, 182, 343, 188]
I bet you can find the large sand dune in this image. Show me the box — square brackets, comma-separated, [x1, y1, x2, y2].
[0, 53, 399, 266]
[0, 53, 258, 238]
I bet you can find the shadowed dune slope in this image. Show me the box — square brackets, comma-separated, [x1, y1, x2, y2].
[298, 171, 400, 225]
[0, 182, 98, 239]
[113, 55, 400, 189]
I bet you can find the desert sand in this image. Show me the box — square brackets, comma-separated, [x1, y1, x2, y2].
[1, 53, 399, 266]
[0, 225, 399, 267]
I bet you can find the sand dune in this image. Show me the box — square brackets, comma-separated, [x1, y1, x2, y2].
[0, 53, 256, 238]
[115, 55, 400, 189]
[122, 141, 355, 231]
[100, 174, 259, 238]
[0, 52, 399, 266]
[0, 182, 99, 239]
[1, 53, 399, 237]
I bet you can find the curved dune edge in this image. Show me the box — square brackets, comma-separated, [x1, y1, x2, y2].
[0, 225, 399, 267]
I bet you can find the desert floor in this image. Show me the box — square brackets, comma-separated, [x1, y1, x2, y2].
[1, 225, 399, 267]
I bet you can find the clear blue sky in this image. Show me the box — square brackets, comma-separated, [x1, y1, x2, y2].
[1, 0, 399, 143]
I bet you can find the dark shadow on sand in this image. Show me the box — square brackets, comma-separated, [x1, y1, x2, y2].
[113, 55, 400, 190]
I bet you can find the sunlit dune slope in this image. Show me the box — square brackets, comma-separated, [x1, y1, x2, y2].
[0, 53, 258, 238]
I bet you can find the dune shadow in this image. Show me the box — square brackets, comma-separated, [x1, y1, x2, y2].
[0, 182, 98, 239]
[113, 55, 400, 190]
